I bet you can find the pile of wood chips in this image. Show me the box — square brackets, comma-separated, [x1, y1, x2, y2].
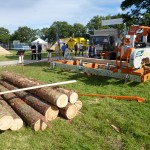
[0, 46, 12, 55]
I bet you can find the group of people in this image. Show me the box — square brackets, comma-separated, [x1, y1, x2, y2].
[31, 42, 42, 60]
[73, 43, 84, 56]
[61, 42, 96, 58]
[31, 42, 96, 61]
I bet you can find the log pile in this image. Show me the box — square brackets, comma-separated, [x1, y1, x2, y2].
[0, 71, 83, 131]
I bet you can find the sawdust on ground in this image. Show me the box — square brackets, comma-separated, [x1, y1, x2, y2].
[0, 46, 12, 55]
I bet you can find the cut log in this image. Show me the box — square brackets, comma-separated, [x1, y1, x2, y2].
[0, 85, 47, 131]
[74, 100, 82, 111]
[1, 72, 68, 108]
[59, 103, 78, 120]
[0, 96, 23, 131]
[26, 79, 78, 104]
[0, 97, 13, 130]
[0, 80, 59, 121]
[55, 88, 78, 104]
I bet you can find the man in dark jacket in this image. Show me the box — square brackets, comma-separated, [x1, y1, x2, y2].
[88, 43, 96, 58]
[31, 44, 36, 60]
[37, 42, 42, 60]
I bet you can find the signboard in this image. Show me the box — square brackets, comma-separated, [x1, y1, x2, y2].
[13, 40, 20, 45]
[102, 18, 123, 26]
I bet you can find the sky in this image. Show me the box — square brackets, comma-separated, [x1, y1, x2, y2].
[0, 0, 125, 33]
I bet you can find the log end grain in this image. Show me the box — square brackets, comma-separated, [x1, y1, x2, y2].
[60, 104, 78, 120]
[69, 92, 78, 104]
[46, 106, 59, 121]
[0, 115, 13, 130]
[66, 105, 78, 119]
[57, 94, 68, 108]
[34, 119, 47, 131]
[74, 100, 82, 111]
[10, 118, 23, 131]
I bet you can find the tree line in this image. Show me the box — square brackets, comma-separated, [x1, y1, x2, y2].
[0, 0, 149, 45]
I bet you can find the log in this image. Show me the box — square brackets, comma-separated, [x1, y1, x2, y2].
[59, 103, 78, 120]
[0, 80, 59, 121]
[0, 96, 13, 130]
[0, 85, 47, 131]
[1, 72, 69, 108]
[74, 100, 82, 111]
[0, 97, 23, 131]
[55, 88, 78, 104]
[27, 79, 78, 104]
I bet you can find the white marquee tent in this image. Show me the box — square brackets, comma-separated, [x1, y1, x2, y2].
[32, 38, 47, 44]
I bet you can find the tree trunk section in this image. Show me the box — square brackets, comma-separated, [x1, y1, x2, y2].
[28, 79, 78, 104]
[0, 96, 23, 131]
[0, 80, 59, 121]
[74, 100, 82, 111]
[1, 72, 68, 108]
[54, 88, 78, 104]
[0, 85, 47, 131]
[0, 96, 13, 130]
[59, 103, 78, 120]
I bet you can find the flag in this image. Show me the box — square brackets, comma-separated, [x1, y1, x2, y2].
[56, 30, 60, 44]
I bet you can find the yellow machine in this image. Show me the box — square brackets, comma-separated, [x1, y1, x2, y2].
[63, 37, 88, 50]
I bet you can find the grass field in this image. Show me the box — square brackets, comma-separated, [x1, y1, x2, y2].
[0, 53, 150, 150]
[0, 50, 49, 61]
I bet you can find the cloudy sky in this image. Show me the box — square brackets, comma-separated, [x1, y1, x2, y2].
[0, 0, 125, 33]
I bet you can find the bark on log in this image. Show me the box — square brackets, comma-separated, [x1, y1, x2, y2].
[74, 100, 82, 111]
[0, 85, 47, 131]
[0, 96, 13, 130]
[59, 103, 78, 120]
[55, 88, 78, 104]
[0, 80, 59, 121]
[28, 79, 78, 104]
[1, 72, 68, 108]
[0, 96, 23, 131]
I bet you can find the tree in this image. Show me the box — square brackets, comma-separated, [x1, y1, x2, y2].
[86, 16, 105, 34]
[72, 23, 86, 37]
[11, 26, 36, 44]
[121, 0, 150, 26]
[51, 21, 73, 39]
[40, 27, 50, 42]
[0, 27, 10, 43]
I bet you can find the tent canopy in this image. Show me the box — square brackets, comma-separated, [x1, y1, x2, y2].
[32, 38, 47, 44]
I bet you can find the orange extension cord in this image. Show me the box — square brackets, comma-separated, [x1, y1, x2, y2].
[78, 93, 144, 103]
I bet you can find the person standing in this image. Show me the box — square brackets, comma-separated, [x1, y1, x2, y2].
[16, 49, 25, 64]
[64, 44, 70, 59]
[74, 43, 78, 56]
[37, 42, 42, 60]
[61, 43, 66, 57]
[31, 44, 36, 60]
[88, 43, 96, 58]
[78, 43, 83, 57]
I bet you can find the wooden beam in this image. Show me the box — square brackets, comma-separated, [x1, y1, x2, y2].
[73, 57, 128, 67]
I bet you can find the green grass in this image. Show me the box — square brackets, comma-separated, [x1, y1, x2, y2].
[0, 56, 150, 150]
[0, 50, 49, 61]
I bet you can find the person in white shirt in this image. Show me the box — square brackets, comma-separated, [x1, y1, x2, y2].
[78, 43, 83, 57]
[64, 44, 70, 59]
